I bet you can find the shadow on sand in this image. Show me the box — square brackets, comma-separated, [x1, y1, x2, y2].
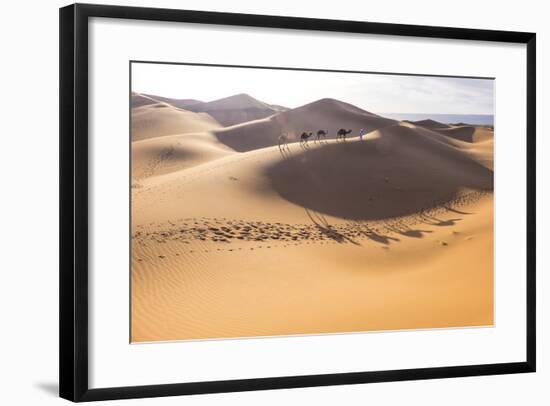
[265, 135, 493, 221]
[305, 208, 359, 245]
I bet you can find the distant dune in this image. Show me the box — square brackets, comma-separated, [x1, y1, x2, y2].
[215, 98, 396, 152]
[405, 118, 451, 130]
[434, 126, 494, 143]
[141, 93, 203, 109]
[131, 92, 159, 108]
[184, 93, 280, 126]
[269, 104, 289, 112]
[384, 113, 494, 127]
[132, 102, 221, 141]
[404, 118, 494, 144]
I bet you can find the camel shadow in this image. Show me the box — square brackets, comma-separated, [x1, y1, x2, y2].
[299, 141, 312, 151]
[385, 222, 433, 238]
[420, 215, 462, 227]
[443, 205, 472, 215]
[346, 220, 399, 245]
[305, 209, 359, 245]
[264, 138, 493, 221]
[278, 143, 292, 160]
[362, 229, 399, 245]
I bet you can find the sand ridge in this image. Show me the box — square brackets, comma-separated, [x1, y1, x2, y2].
[132, 101, 222, 141]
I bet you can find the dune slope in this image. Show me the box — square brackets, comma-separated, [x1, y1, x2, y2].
[132, 132, 235, 180]
[265, 125, 492, 220]
[215, 98, 396, 152]
[435, 126, 494, 143]
[141, 93, 203, 109]
[185, 93, 280, 127]
[132, 103, 221, 141]
[131, 92, 158, 108]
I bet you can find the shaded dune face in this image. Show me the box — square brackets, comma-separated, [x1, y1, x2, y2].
[279, 98, 397, 139]
[131, 93, 158, 108]
[141, 94, 203, 109]
[436, 126, 494, 143]
[264, 125, 493, 220]
[203, 108, 276, 127]
[185, 93, 279, 126]
[409, 118, 451, 130]
[215, 118, 280, 152]
[405, 119, 494, 144]
[434, 126, 476, 142]
[215, 98, 397, 152]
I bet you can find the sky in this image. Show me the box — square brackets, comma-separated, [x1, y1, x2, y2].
[132, 62, 494, 115]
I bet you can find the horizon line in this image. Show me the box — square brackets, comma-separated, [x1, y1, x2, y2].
[133, 90, 494, 117]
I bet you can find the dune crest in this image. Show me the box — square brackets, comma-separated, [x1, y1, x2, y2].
[214, 97, 396, 152]
[403, 118, 494, 144]
[141, 93, 203, 109]
[132, 102, 221, 141]
[183, 93, 280, 126]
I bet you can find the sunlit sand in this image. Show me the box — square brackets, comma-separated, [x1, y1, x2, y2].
[131, 92, 494, 342]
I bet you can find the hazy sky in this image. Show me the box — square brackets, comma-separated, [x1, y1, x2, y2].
[132, 63, 494, 115]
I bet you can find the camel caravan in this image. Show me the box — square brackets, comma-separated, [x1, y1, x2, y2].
[278, 128, 357, 150]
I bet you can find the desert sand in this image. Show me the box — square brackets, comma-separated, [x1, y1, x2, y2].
[131, 93, 222, 142]
[131, 93, 494, 342]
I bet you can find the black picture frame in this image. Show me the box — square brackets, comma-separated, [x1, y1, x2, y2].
[59, 3, 536, 402]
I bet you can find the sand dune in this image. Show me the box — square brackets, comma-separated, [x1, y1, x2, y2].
[399, 121, 494, 168]
[131, 102, 221, 141]
[132, 132, 235, 180]
[141, 93, 203, 109]
[132, 197, 493, 342]
[407, 118, 451, 130]
[131, 92, 159, 108]
[266, 125, 492, 220]
[461, 138, 494, 170]
[215, 98, 397, 152]
[435, 125, 494, 143]
[131, 120, 494, 341]
[405, 118, 494, 144]
[184, 93, 280, 126]
[269, 103, 289, 112]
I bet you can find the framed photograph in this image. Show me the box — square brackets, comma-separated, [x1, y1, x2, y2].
[59, 3, 536, 402]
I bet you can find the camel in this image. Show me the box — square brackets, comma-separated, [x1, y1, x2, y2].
[278, 133, 290, 150]
[315, 129, 328, 143]
[336, 128, 352, 141]
[300, 131, 313, 146]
